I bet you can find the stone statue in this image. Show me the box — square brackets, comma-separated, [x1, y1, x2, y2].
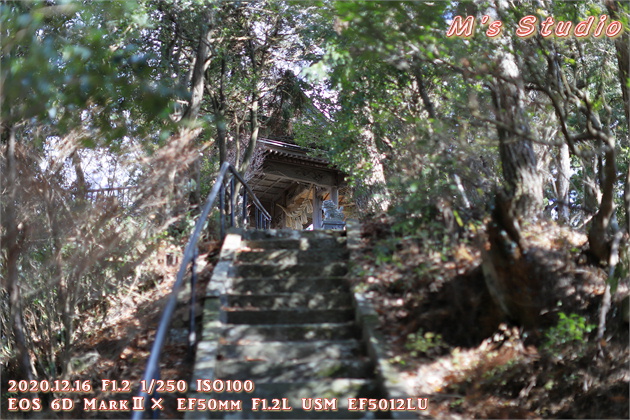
[322, 200, 344, 221]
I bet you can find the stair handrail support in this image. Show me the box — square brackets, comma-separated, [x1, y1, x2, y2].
[132, 161, 270, 419]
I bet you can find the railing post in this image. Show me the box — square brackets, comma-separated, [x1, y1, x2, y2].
[188, 246, 198, 362]
[230, 176, 235, 228]
[219, 181, 225, 238]
[242, 193, 248, 228]
[255, 207, 259, 229]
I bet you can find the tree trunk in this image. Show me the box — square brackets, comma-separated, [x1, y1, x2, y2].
[492, 48, 543, 219]
[588, 136, 617, 264]
[606, 1, 629, 128]
[556, 142, 571, 225]
[625, 166, 630, 236]
[238, 37, 262, 175]
[179, 20, 213, 209]
[238, 100, 260, 175]
[583, 155, 602, 223]
[181, 20, 214, 123]
[484, 1, 543, 219]
[71, 151, 86, 199]
[604, 1, 629, 236]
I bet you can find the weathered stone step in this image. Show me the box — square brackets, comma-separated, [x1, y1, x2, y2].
[202, 408, 369, 419]
[215, 358, 373, 381]
[221, 323, 360, 343]
[244, 229, 346, 240]
[231, 277, 347, 294]
[243, 236, 346, 251]
[189, 407, 369, 420]
[224, 293, 353, 310]
[206, 379, 378, 410]
[233, 262, 347, 279]
[236, 249, 349, 264]
[217, 340, 363, 362]
[220, 308, 355, 325]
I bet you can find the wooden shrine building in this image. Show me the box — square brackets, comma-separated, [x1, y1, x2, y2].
[247, 138, 348, 229]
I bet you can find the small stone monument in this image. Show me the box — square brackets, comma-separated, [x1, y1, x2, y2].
[321, 200, 346, 230]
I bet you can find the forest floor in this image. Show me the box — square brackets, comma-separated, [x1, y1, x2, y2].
[3, 217, 628, 419]
[355, 215, 629, 419]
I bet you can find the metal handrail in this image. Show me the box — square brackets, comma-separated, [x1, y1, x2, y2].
[132, 162, 270, 419]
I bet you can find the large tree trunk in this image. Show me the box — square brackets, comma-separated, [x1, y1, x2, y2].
[605, 1, 629, 236]
[492, 47, 543, 219]
[180, 20, 214, 208]
[606, 1, 629, 128]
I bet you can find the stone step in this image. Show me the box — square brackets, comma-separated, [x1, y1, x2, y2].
[188, 407, 370, 420]
[209, 379, 377, 408]
[217, 340, 363, 362]
[232, 263, 348, 279]
[221, 323, 360, 343]
[220, 308, 355, 325]
[243, 236, 346, 251]
[236, 249, 349, 265]
[243, 229, 346, 240]
[215, 358, 373, 382]
[224, 293, 353, 310]
[230, 277, 347, 294]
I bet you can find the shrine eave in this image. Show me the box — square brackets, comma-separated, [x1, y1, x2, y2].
[258, 138, 331, 166]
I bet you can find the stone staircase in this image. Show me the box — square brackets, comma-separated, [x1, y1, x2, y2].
[186, 229, 382, 419]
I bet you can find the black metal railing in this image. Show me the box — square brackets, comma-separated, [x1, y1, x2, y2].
[132, 162, 270, 419]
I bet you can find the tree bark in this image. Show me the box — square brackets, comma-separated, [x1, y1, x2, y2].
[606, 0, 629, 128]
[490, 26, 542, 219]
[492, 70, 542, 218]
[180, 19, 214, 208]
[556, 142, 571, 225]
[605, 0, 629, 236]
[181, 19, 214, 123]
[583, 152, 601, 217]
[71, 150, 86, 199]
[238, 31, 263, 175]
[238, 100, 260, 174]
[588, 136, 617, 264]
[411, 60, 437, 121]
[214, 58, 228, 165]
[625, 166, 630, 236]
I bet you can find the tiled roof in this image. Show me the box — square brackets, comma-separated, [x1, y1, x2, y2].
[258, 138, 329, 164]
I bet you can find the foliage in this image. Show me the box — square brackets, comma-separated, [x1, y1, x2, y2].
[1, 1, 177, 143]
[542, 312, 595, 352]
[0, 0, 196, 382]
[406, 329, 448, 357]
[298, 0, 629, 233]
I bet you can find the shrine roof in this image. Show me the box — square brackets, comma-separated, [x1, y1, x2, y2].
[248, 138, 345, 205]
[259, 138, 330, 165]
